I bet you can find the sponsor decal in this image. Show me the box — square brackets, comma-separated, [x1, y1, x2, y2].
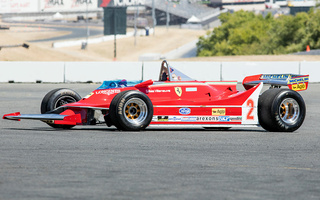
[147, 89, 171, 93]
[181, 116, 197, 122]
[179, 108, 191, 115]
[288, 76, 309, 91]
[197, 116, 241, 122]
[218, 116, 230, 122]
[175, 87, 182, 97]
[186, 87, 197, 92]
[157, 116, 169, 122]
[169, 116, 182, 121]
[95, 89, 121, 95]
[291, 83, 307, 91]
[230, 116, 242, 122]
[261, 74, 290, 80]
[154, 116, 197, 122]
[83, 92, 94, 99]
[153, 116, 241, 122]
[197, 116, 219, 122]
[287, 76, 309, 84]
[212, 108, 226, 116]
[152, 116, 158, 122]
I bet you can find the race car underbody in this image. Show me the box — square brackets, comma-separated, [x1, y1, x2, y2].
[3, 60, 309, 132]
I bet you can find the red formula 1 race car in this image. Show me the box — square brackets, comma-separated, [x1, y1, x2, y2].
[3, 60, 309, 132]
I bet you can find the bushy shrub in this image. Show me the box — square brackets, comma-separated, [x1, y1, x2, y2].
[197, 9, 320, 56]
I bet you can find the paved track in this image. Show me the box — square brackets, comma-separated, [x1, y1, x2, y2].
[8, 22, 104, 43]
[1, 83, 320, 200]
[28, 25, 103, 43]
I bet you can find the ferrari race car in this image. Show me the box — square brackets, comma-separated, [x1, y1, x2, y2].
[3, 60, 309, 132]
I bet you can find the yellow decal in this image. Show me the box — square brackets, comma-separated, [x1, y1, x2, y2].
[84, 92, 94, 99]
[175, 87, 182, 97]
[292, 83, 306, 91]
[212, 108, 226, 116]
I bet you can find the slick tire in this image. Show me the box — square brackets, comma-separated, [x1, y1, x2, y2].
[258, 89, 306, 132]
[109, 90, 153, 131]
[41, 88, 81, 129]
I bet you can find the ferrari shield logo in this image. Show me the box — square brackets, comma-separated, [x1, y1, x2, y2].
[175, 87, 182, 97]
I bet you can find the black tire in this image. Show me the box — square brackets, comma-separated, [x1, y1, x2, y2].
[41, 88, 81, 129]
[258, 89, 306, 132]
[109, 90, 153, 131]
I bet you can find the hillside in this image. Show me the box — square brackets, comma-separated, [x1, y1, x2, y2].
[0, 22, 319, 62]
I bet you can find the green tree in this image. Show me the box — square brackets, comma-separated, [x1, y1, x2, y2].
[197, 9, 320, 56]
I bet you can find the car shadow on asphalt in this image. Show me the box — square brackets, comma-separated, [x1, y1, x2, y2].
[3, 127, 266, 133]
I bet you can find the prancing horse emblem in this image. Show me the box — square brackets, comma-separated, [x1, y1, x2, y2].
[175, 87, 182, 97]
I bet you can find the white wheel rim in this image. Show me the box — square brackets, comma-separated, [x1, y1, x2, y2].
[123, 98, 148, 125]
[279, 98, 300, 125]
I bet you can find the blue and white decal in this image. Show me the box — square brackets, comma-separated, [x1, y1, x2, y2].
[218, 116, 230, 122]
[179, 108, 191, 115]
[181, 116, 197, 122]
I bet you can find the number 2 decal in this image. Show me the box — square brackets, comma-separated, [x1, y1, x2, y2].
[246, 99, 254, 120]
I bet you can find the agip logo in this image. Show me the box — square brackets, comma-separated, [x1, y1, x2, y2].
[212, 108, 226, 116]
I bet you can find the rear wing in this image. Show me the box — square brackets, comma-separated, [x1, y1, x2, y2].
[243, 74, 309, 91]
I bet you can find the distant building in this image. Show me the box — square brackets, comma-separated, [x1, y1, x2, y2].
[265, 0, 316, 10]
[207, 0, 265, 11]
[0, 0, 99, 13]
[264, 0, 316, 15]
[144, 0, 222, 26]
[288, 0, 316, 15]
[1, 0, 223, 28]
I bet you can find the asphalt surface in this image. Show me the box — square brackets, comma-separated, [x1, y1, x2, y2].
[1, 83, 320, 200]
[8, 23, 104, 43]
[28, 25, 103, 43]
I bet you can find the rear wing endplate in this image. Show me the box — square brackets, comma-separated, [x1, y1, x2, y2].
[243, 74, 309, 91]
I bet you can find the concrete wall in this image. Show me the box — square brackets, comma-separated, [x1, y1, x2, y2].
[0, 61, 319, 83]
[0, 62, 65, 82]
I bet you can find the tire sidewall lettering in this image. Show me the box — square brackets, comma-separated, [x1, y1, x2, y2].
[117, 98, 126, 115]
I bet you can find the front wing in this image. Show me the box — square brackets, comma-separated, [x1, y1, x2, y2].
[3, 112, 82, 125]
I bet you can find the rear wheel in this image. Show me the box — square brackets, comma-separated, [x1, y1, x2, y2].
[258, 89, 306, 132]
[41, 88, 81, 129]
[109, 90, 153, 131]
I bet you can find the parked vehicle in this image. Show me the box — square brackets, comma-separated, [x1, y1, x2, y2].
[3, 60, 309, 132]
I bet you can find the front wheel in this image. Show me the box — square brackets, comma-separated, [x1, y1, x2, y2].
[258, 89, 306, 132]
[109, 90, 153, 131]
[41, 88, 81, 129]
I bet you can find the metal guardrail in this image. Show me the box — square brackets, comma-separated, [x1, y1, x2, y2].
[0, 43, 29, 51]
